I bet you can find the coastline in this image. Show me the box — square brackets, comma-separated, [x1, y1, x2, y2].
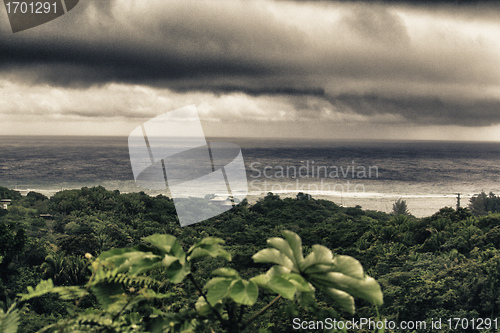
[5, 180, 469, 218]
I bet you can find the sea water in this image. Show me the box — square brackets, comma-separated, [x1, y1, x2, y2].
[1, 135, 500, 217]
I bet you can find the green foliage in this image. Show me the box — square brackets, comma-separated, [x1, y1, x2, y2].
[469, 191, 500, 216]
[14, 231, 380, 333]
[252, 231, 382, 314]
[391, 198, 410, 216]
[0, 187, 22, 201]
[0, 224, 27, 273]
[0, 304, 19, 333]
[41, 254, 90, 286]
[19, 279, 85, 303]
[4, 186, 500, 332]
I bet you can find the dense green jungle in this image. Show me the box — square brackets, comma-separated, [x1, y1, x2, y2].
[1, 185, 500, 332]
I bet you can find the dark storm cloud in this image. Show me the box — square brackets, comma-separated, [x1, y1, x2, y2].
[0, 1, 421, 90]
[173, 85, 325, 97]
[0, 40, 276, 87]
[338, 3, 410, 46]
[0, 0, 499, 127]
[0, 1, 308, 90]
[327, 94, 500, 126]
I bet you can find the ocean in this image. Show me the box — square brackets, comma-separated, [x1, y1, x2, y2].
[1, 135, 500, 217]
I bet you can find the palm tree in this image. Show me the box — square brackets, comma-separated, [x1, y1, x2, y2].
[64, 256, 90, 285]
[40, 253, 66, 285]
[392, 198, 410, 216]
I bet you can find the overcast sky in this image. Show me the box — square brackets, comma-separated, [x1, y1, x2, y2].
[0, 0, 499, 140]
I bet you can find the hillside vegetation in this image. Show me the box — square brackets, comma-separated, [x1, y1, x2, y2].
[1, 186, 500, 332]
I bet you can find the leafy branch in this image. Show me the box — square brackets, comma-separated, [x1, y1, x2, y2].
[13, 230, 383, 333]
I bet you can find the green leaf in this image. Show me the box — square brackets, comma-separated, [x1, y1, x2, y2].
[267, 237, 297, 265]
[91, 282, 125, 310]
[311, 273, 383, 306]
[0, 304, 19, 333]
[97, 250, 165, 278]
[187, 248, 212, 262]
[266, 265, 291, 276]
[161, 254, 182, 268]
[250, 274, 267, 288]
[195, 297, 212, 316]
[127, 255, 163, 276]
[195, 297, 223, 319]
[252, 249, 295, 271]
[204, 277, 231, 290]
[353, 276, 383, 306]
[122, 312, 143, 326]
[18, 279, 86, 303]
[251, 270, 311, 299]
[97, 248, 139, 269]
[206, 279, 232, 306]
[301, 245, 334, 272]
[52, 286, 86, 300]
[332, 255, 365, 279]
[187, 246, 231, 262]
[321, 287, 355, 314]
[252, 230, 383, 315]
[188, 237, 225, 252]
[230, 280, 258, 306]
[303, 264, 335, 275]
[282, 230, 304, 267]
[140, 289, 175, 301]
[212, 267, 240, 278]
[266, 276, 295, 300]
[187, 237, 231, 262]
[187, 237, 231, 261]
[281, 273, 314, 292]
[18, 279, 55, 302]
[142, 234, 184, 258]
[164, 260, 190, 284]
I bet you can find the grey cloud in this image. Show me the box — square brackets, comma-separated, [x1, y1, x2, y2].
[338, 5, 410, 46]
[0, 0, 499, 127]
[0, 1, 309, 86]
[327, 94, 500, 126]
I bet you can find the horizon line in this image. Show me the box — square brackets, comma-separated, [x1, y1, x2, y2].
[1, 134, 500, 143]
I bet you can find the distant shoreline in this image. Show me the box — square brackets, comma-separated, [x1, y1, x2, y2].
[5, 184, 468, 218]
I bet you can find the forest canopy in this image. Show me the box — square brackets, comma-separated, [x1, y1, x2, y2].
[0, 186, 500, 332]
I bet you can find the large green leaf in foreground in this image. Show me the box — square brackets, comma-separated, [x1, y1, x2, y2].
[0, 304, 19, 333]
[252, 230, 383, 314]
